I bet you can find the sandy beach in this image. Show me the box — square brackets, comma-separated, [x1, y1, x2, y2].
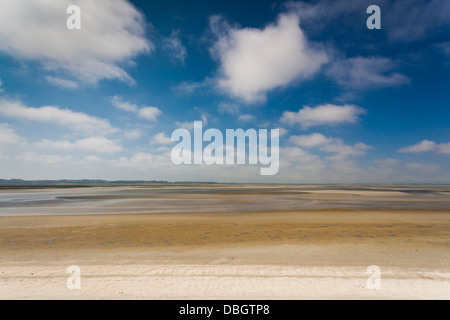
[0, 185, 449, 299]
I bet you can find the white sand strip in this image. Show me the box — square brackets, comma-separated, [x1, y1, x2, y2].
[1, 264, 449, 300]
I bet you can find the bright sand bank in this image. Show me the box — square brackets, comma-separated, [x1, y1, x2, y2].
[0, 185, 449, 299]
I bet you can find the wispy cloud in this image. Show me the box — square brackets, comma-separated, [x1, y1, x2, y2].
[162, 29, 187, 64]
[286, 0, 450, 43]
[0, 98, 116, 135]
[37, 137, 122, 154]
[237, 114, 254, 122]
[111, 96, 139, 113]
[111, 96, 162, 121]
[16, 152, 72, 165]
[45, 76, 79, 89]
[326, 56, 410, 91]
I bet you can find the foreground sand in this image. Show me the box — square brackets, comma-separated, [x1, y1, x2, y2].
[0, 185, 449, 299]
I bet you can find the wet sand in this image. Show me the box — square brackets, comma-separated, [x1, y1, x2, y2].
[0, 185, 449, 299]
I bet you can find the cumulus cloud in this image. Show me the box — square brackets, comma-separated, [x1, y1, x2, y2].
[151, 132, 173, 145]
[111, 96, 161, 121]
[281, 146, 324, 168]
[290, 132, 371, 160]
[138, 107, 162, 121]
[399, 140, 450, 154]
[0, 0, 151, 86]
[210, 13, 328, 103]
[0, 98, 116, 134]
[280, 104, 366, 128]
[289, 133, 330, 148]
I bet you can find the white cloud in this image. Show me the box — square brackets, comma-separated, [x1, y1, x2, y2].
[0, 124, 21, 147]
[0, 0, 151, 86]
[237, 114, 254, 122]
[174, 121, 194, 130]
[162, 29, 187, 64]
[438, 143, 450, 154]
[0, 98, 116, 134]
[200, 112, 208, 125]
[151, 132, 173, 145]
[399, 140, 436, 153]
[172, 80, 211, 95]
[76, 137, 122, 153]
[138, 107, 162, 121]
[326, 57, 410, 90]
[280, 104, 366, 128]
[211, 13, 328, 103]
[111, 95, 139, 113]
[289, 132, 371, 161]
[218, 102, 240, 115]
[174, 120, 208, 131]
[16, 152, 72, 164]
[290, 133, 330, 147]
[321, 141, 371, 160]
[0, 78, 3, 92]
[111, 96, 162, 121]
[405, 162, 441, 174]
[122, 129, 142, 140]
[45, 76, 79, 89]
[281, 146, 324, 168]
[277, 128, 288, 137]
[85, 155, 102, 162]
[115, 152, 159, 168]
[399, 140, 450, 154]
[37, 137, 122, 153]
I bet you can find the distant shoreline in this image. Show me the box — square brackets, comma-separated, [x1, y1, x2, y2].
[0, 179, 449, 189]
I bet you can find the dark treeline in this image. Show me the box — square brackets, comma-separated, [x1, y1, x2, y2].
[0, 179, 219, 188]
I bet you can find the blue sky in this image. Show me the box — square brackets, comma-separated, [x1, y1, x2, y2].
[0, 0, 449, 183]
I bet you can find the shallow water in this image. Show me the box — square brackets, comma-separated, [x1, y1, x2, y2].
[0, 185, 449, 216]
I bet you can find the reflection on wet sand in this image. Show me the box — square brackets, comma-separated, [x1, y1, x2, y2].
[0, 184, 449, 215]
